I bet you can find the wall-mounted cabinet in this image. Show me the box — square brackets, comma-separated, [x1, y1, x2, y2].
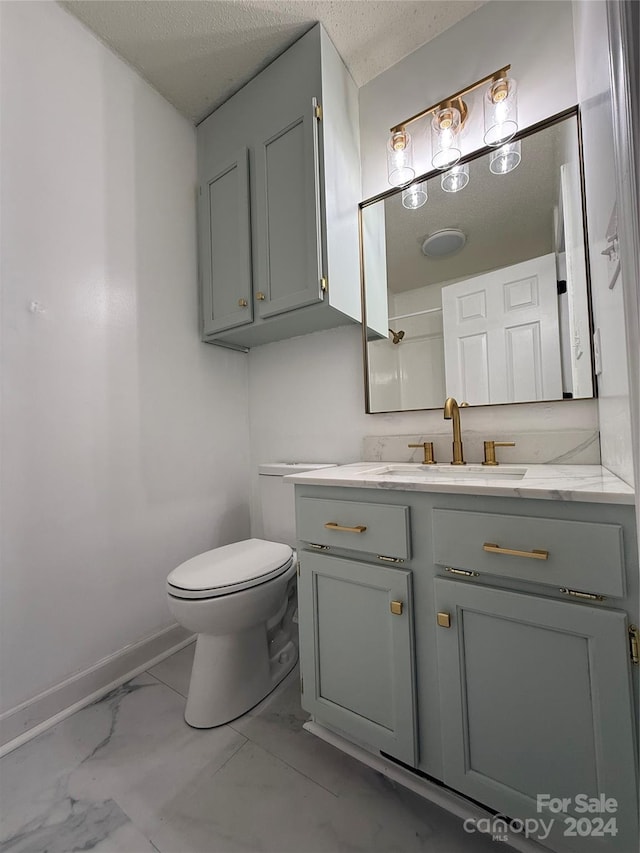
[197, 24, 361, 350]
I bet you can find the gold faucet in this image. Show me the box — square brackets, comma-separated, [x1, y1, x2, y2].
[443, 397, 466, 465]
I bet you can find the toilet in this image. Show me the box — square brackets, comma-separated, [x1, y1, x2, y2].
[166, 463, 334, 728]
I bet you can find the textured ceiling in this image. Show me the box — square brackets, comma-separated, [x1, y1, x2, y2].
[60, 0, 485, 124]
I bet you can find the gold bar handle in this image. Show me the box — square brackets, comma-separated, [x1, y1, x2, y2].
[324, 522, 367, 534]
[483, 542, 549, 560]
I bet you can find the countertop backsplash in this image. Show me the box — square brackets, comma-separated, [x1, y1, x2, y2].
[362, 429, 600, 466]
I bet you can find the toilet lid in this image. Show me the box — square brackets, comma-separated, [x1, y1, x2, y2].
[167, 539, 294, 599]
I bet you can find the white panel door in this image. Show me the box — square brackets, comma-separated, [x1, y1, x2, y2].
[442, 254, 563, 404]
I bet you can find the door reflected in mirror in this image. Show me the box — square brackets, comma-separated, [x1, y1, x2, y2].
[361, 111, 595, 413]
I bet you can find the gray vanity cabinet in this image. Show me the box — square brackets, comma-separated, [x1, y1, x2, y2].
[434, 578, 638, 853]
[298, 551, 417, 766]
[197, 24, 361, 349]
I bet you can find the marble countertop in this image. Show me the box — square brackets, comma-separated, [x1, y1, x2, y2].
[286, 463, 636, 505]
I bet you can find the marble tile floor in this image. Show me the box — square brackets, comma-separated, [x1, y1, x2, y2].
[0, 642, 506, 853]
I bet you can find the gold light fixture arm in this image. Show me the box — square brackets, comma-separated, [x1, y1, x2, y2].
[390, 65, 511, 134]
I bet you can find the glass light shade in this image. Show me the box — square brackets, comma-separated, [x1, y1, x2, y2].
[441, 163, 469, 193]
[489, 139, 521, 175]
[402, 181, 428, 209]
[431, 106, 462, 170]
[387, 130, 415, 186]
[484, 76, 518, 146]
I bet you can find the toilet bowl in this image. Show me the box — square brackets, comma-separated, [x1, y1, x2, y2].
[166, 462, 335, 727]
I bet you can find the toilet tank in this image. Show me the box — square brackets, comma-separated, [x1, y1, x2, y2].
[258, 463, 336, 546]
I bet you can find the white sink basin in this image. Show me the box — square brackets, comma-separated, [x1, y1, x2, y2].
[370, 464, 528, 481]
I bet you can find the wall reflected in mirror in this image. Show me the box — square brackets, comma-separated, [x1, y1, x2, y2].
[362, 112, 595, 413]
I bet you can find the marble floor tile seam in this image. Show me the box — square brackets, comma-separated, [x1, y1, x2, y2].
[227, 722, 341, 800]
[143, 666, 189, 700]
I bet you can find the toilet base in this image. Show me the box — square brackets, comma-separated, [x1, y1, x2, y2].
[184, 626, 298, 728]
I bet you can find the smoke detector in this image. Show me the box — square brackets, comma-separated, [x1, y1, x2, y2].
[421, 228, 466, 258]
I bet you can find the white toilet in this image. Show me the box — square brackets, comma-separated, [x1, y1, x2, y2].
[166, 463, 334, 728]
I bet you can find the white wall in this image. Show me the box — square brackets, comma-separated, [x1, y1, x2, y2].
[248, 0, 599, 529]
[572, 0, 635, 486]
[0, 1, 250, 714]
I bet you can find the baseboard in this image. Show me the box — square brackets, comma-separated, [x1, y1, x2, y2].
[304, 721, 547, 853]
[0, 624, 195, 757]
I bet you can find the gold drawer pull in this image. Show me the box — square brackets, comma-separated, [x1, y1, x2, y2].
[390, 600, 403, 616]
[324, 522, 367, 534]
[483, 542, 549, 560]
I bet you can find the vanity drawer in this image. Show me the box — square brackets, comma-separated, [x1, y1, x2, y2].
[432, 508, 625, 598]
[297, 497, 410, 560]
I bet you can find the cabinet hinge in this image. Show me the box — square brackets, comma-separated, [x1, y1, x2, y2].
[300, 676, 304, 692]
[308, 543, 329, 551]
[315, 103, 323, 120]
[559, 587, 606, 602]
[320, 276, 328, 294]
[297, 561, 301, 576]
[377, 555, 404, 563]
[445, 567, 479, 578]
[630, 625, 639, 665]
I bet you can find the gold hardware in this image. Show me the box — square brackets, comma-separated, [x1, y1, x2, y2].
[300, 676, 304, 692]
[238, 298, 248, 308]
[629, 626, 639, 665]
[389, 65, 510, 134]
[445, 567, 479, 577]
[256, 292, 266, 301]
[308, 543, 329, 551]
[315, 103, 323, 120]
[444, 397, 465, 465]
[320, 277, 328, 293]
[482, 440, 516, 466]
[391, 129, 408, 151]
[408, 442, 436, 464]
[437, 612, 451, 628]
[297, 561, 300, 576]
[390, 600, 403, 616]
[324, 522, 367, 534]
[560, 588, 606, 602]
[377, 555, 404, 563]
[484, 543, 549, 560]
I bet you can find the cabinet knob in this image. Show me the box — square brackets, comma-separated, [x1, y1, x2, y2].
[390, 600, 404, 616]
[437, 612, 451, 628]
[238, 298, 248, 308]
[256, 292, 266, 301]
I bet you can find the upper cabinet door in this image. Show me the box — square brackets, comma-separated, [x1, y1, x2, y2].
[199, 147, 253, 336]
[253, 98, 324, 319]
[435, 578, 638, 853]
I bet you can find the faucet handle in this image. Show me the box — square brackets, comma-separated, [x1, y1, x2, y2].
[482, 440, 516, 466]
[408, 442, 437, 465]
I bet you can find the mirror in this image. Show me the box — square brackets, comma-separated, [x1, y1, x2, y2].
[361, 111, 595, 413]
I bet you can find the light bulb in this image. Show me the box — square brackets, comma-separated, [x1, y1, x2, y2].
[387, 129, 415, 186]
[401, 181, 428, 209]
[489, 140, 521, 174]
[441, 164, 469, 193]
[431, 106, 461, 170]
[484, 76, 518, 147]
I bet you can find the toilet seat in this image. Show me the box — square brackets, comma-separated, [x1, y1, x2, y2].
[167, 538, 294, 600]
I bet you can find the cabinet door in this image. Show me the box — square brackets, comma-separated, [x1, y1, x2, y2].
[435, 578, 638, 853]
[199, 147, 253, 336]
[254, 99, 324, 319]
[299, 552, 416, 765]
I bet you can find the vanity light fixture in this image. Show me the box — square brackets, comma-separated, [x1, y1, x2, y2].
[386, 65, 518, 183]
[489, 139, 521, 174]
[401, 180, 428, 209]
[441, 163, 469, 193]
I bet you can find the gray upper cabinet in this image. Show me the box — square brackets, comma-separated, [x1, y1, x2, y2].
[199, 147, 253, 336]
[197, 24, 361, 349]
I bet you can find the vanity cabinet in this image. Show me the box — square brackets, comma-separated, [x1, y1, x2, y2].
[294, 483, 639, 853]
[297, 552, 417, 765]
[197, 24, 361, 350]
[435, 579, 637, 853]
